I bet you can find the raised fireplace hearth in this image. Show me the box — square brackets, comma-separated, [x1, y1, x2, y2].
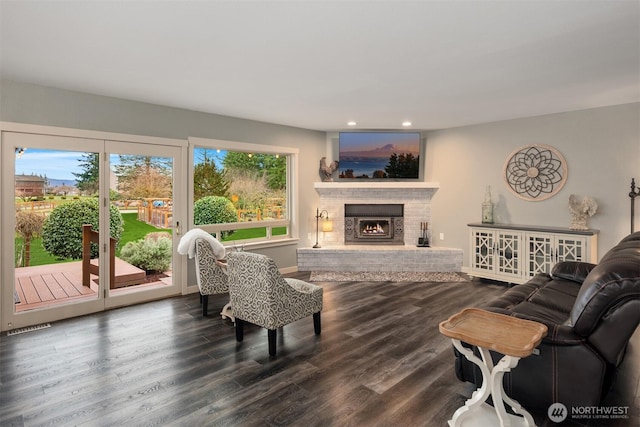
[344, 203, 404, 245]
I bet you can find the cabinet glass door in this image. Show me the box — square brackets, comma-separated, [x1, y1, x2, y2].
[527, 233, 553, 277]
[473, 230, 494, 272]
[496, 231, 521, 278]
[556, 237, 585, 263]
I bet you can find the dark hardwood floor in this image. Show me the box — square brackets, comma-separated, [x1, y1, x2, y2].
[1, 273, 638, 426]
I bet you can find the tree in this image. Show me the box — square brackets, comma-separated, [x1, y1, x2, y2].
[73, 153, 99, 195]
[223, 152, 286, 190]
[121, 167, 171, 199]
[385, 153, 420, 178]
[15, 211, 45, 267]
[53, 184, 74, 196]
[114, 155, 172, 198]
[340, 169, 355, 179]
[194, 151, 229, 200]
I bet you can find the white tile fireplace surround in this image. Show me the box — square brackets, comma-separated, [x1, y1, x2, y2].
[297, 182, 463, 272]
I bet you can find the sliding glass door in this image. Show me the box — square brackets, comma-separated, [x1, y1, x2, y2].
[1, 130, 185, 330]
[104, 141, 183, 309]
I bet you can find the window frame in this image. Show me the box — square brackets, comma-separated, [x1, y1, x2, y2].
[187, 137, 299, 249]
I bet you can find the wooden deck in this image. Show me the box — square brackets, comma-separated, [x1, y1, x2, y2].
[14, 258, 148, 312]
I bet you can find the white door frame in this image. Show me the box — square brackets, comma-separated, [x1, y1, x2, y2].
[1, 122, 188, 332]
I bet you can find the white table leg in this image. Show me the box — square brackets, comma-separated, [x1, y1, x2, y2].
[449, 339, 536, 427]
[449, 340, 493, 426]
[220, 301, 234, 322]
[491, 355, 536, 427]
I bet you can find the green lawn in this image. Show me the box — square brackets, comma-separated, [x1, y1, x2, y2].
[119, 213, 171, 247]
[15, 213, 170, 267]
[15, 213, 286, 267]
[220, 226, 287, 242]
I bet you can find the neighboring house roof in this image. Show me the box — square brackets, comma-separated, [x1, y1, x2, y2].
[15, 174, 47, 183]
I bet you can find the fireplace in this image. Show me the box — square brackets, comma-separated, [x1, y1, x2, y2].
[344, 204, 404, 245]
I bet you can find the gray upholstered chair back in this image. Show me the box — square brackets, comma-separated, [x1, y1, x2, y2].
[226, 251, 323, 355]
[194, 239, 228, 295]
[193, 238, 229, 317]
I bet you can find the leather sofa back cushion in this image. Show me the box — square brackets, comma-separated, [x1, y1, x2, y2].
[570, 236, 640, 336]
[483, 275, 580, 328]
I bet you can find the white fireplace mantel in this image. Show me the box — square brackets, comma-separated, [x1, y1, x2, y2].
[314, 181, 440, 190]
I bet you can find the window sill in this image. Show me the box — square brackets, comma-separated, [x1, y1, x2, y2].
[223, 237, 300, 252]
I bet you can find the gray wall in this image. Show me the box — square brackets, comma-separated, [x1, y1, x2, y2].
[3, 79, 638, 272]
[1, 79, 326, 270]
[424, 102, 640, 266]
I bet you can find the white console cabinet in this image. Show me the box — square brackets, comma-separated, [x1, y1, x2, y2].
[468, 223, 598, 284]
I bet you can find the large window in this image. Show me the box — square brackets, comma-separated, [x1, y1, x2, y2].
[189, 137, 298, 246]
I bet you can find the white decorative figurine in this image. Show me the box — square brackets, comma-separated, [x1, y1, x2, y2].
[568, 194, 598, 230]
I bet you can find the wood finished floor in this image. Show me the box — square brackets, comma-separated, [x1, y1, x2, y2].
[1, 273, 638, 427]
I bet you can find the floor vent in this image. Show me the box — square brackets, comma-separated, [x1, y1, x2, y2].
[7, 323, 51, 336]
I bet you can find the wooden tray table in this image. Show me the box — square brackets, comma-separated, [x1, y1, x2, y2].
[439, 308, 548, 427]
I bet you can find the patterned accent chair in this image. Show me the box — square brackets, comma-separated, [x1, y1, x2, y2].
[226, 251, 323, 356]
[194, 239, 229, 317]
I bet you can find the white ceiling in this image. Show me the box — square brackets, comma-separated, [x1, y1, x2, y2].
[1, 0, 639, 131]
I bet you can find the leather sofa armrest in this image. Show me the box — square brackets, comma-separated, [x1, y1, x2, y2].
[542, 323, 586, 346]
[551, 261, 597, 284]
[486, 309, 583, 346]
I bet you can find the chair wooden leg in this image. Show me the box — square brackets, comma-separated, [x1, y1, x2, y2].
[313, 312, 321, 335]
[202, 295, 209, 317]
[268, 329, 277, 356]
[235, 318, 244, 342]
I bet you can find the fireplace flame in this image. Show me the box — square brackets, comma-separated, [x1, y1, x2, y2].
[362, 223, 386, 234]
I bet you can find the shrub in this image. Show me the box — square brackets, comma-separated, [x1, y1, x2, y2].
[120, 235, 172, 273]
[194, 196, 237, 237]
[41, 198, 123, 259]
[194, 196, 237, 239]
[145, 231, 171, 241]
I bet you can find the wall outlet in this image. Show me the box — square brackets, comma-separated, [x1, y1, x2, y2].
[439, 233, 445, 240]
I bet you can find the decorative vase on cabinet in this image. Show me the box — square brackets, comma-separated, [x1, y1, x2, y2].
[482, 186, 494, 224]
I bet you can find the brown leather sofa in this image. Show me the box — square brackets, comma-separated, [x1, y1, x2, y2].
[454, 231, 640, 410]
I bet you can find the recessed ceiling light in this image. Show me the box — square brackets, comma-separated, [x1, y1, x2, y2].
[347, 121, 357, 126]
[402, 121, 412, 127]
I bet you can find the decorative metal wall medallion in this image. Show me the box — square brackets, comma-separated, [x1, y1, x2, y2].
[504, 144, 567, 201]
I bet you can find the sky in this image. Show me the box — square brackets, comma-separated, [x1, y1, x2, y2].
[14, 149, 85, 181]
[339, 132, 421, 153]
[14, 148, 224, 182]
